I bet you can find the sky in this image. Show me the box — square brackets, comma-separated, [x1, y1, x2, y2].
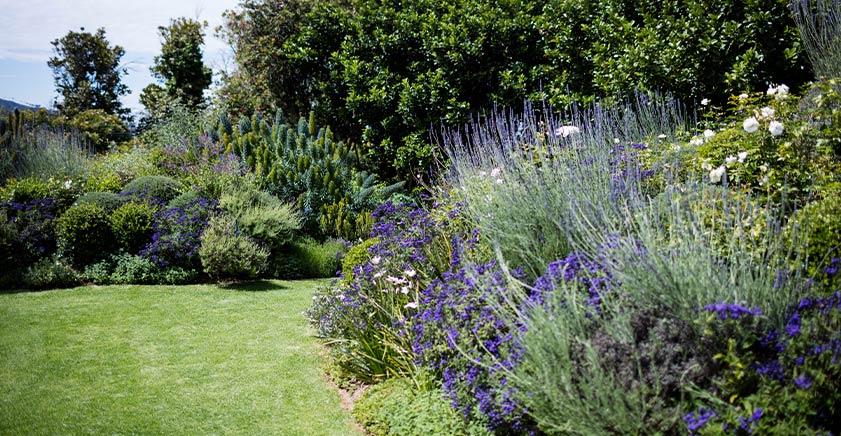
[0, 0, 237, 114]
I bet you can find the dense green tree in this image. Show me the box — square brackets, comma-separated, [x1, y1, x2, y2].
[142, 17, 213, 115]
[219, 0, 811, 183]
[48, 28, 130, 120]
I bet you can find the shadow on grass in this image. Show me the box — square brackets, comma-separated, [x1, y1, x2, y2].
[220, 280, 289, 292]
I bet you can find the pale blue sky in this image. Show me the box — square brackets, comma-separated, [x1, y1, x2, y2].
[0, 0, 236, 114]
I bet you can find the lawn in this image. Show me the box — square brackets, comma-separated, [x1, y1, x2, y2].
[0, 279, 361, 436]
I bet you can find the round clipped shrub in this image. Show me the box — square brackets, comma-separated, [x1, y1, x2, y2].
[55, 202, 117, 268]
[121, 175, 182, 205]
[199, 214, 269, 280]
[75, 191, 124, 212]
[110, 201, 156, 254]
[167, 190, 202, 209]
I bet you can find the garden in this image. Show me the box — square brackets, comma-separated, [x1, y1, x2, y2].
[2, 0, 841, 434]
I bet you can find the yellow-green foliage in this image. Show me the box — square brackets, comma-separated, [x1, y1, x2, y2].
[109, 202, 156, 254]
[198, 214, 269, 280]
[340, 237, 379, 283]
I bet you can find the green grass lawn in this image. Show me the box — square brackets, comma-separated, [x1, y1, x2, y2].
[0, 279, 361, 436]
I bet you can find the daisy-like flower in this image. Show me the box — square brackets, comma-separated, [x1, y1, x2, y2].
[371, 255, 381, 265]
[769, 120, 784, 136]
[404, 269, 416, 278]
[738, 151, 748, 163]
[743, 117, 760, 133]
[64, 179, 73, 189]
[710, 165, 726, 184]
[404, 301, 418, 309]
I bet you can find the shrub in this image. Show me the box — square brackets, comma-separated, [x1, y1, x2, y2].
[21, 256, 80, 290]
[211, 111, 402, 240]
[81, 253, 168, 285]
[267, 236, 343, 279]
[53, 109, 130, 152]
[167, 190, 202, 209]
[75, 191, 124, 212]
[109, 202, 156, 254]
[353, 377, 491, 436]
[340, 237, 379, 282]
[140, 197, 216, 269]
[219, 182, 301, 249]
[785, 184, 841, 277]
[120, 175, 182, 205]
[1, 124, 91, 182]
[55, 202, 117, 268]
[0, 176, 80, 212]
[0, 198, 61, 269]
[199, 214, 269, 280]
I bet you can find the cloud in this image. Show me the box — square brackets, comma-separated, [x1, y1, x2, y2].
[0, 48, 53, 63]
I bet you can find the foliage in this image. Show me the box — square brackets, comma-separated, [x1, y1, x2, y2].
[353, 377, 491, 436]
[198, 214, 269, 280]
[267, 236, 344, 279]
[0, 176, 80, 212]
[339, 237, 379, 282]
[109, 201, 156, 254]
[142, 17, 212, 114]
[220, 0, 809, 182]
[1, 121, 91, 181]
[140, 197, 216, 269]
[53, 109, 129, 152]
[120, 175, 183, 206]
[75, 191, 124, 212]
[20, 256, 80, 290]
[48, 27, 130, 121]
[784, 184, 841, 277]
[85, 144, 160, 190]
[0, 198, 61, 270]
[211, 111, 402, 240]
[218, 181, 302, 249]
[80, 253, 195, 285]
[791, 0, 841, 79]
[55, 202, 117, 268]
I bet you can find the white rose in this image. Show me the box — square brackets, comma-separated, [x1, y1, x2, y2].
[760, 107, 775, 119]
[769, 121, 784, 136]
[709, 166, 726, 184]
[738, 151, 748, 163]
[743, 117, 760, 133]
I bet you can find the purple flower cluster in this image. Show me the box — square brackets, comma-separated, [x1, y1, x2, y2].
[140, 198, 216, 268]
[412, 259, 530, 431]
[1, 198, 59, 264]
[683, 407, 717, 433]
[701, 302, 761, 320]
[159, 135, 246, 177]
[533, 251, 615, 309]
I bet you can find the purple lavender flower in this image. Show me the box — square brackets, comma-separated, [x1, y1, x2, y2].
[794, 374, 812, 389]
[702, 302, 761, 320]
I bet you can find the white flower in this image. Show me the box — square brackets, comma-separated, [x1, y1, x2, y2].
[371, 255, 381, 265]
[703, 129, 715, 140]
[739, 93, 749, 100]
[490, 167, 502, 177]
[738, 151, 748, 163]
[767, 85, 778, 96]
[404, 269, 416, 278]
[373, 270, 385, 279]
[709, 165, 726, 184]
[386, 276, 408, 285]
[495, 178, 504, 185]
[701, 98, 710, 106]
[554, 125, 581, 137]
[613, 138, 620, 144]
[725, 155, 737, 165]
[776, 84, 790, 100]
[479, 170, 487, 177]
[769, 120, 784, 136]
[64, 180, 73, 189]
[658, 134, 667, 139]
[760, 107, 775, 119]
[404, 302, 419, 310]
[743, 117, 760, 133]
[702, 161, 713, 171]
[690, 137, 704, 147]
[400, 286, 410, 295]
